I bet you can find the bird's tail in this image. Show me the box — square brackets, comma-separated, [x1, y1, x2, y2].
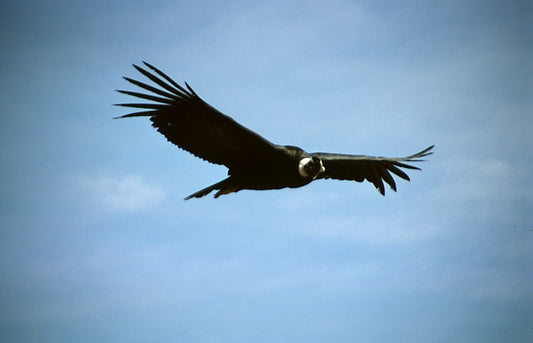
[184, 177, 239, 200]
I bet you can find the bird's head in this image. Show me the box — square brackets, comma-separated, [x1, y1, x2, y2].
[298, 156, 325, 179]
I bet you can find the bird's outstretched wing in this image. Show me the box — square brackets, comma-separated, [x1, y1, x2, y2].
[313, 145, 434, 195]
[115, 62, 281, 169]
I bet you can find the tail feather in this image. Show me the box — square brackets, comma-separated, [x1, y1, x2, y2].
[184, 177, 236, 200]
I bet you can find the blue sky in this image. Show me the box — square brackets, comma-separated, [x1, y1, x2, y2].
[1, 0, 531, 342]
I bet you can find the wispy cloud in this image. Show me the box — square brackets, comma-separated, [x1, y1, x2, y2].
[435, 156, 528, 203]
[79, 174, 166, 212]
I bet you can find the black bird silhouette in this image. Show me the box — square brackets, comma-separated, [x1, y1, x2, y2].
[115, 62, 433, 200]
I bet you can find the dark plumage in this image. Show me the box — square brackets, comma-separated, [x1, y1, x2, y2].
[115, 62, 434, 199]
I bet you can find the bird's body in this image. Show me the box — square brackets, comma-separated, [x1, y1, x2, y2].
[185, 145, 315, 199]
[116, 62, 433, 200]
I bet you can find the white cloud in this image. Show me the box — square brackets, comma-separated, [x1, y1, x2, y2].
[435, 157, 527, 202]
[79, 174, 166, 212]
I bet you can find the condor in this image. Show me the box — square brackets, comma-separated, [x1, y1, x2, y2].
[115, 62, 433, 200]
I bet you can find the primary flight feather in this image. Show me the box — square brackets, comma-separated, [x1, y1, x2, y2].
[115, 62, 433, 199]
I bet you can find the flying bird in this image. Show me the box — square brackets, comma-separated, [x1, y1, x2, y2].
[115, 62, 433, 200]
